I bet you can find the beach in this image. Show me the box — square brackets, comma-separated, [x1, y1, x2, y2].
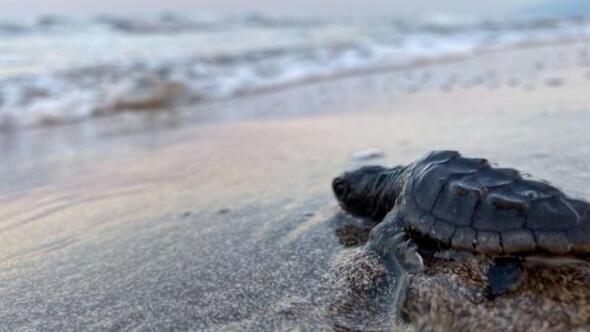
[1, 39, 590, 330]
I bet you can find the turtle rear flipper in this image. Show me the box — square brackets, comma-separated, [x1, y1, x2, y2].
[485, 257, 525, 299]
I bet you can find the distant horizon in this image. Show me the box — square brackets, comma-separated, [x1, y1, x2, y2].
[1, 0, 547, 19]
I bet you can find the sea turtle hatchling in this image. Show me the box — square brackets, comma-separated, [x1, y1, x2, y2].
[332, 150, 590, 307]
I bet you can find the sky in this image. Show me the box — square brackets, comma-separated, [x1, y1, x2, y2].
[2, 0, 547, 18]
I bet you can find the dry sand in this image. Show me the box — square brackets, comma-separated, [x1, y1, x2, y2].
[1, 40, 590, 330]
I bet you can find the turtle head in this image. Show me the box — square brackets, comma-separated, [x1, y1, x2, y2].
[332, 165, 389, 219]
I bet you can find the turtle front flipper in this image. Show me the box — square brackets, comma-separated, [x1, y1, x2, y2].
[367, 208, 424, 312]
[485, 257, 525, 299]
[323, 209, 420, 330]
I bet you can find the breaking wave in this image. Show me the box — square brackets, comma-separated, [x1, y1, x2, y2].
[1, 13, 589, 128]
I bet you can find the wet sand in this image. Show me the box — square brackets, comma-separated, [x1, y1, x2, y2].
[1, 40, 590, 330]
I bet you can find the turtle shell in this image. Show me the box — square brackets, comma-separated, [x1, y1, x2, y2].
[401, 151, 590, 256]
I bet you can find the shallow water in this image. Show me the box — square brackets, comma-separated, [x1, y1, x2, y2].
[1, 13, 590, 128]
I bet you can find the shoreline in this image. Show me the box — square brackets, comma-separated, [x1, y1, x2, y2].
[228, 35, 590, 100]
[2, 35, 589, 132]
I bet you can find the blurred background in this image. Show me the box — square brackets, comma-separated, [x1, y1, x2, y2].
[1, 0, 589, 129]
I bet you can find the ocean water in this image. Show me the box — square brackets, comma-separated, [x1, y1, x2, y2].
[1, 13, 590, 128]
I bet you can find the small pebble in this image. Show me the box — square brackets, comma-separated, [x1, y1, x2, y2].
[529, 151, 550, 159]
[351, 148, 384, 161]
